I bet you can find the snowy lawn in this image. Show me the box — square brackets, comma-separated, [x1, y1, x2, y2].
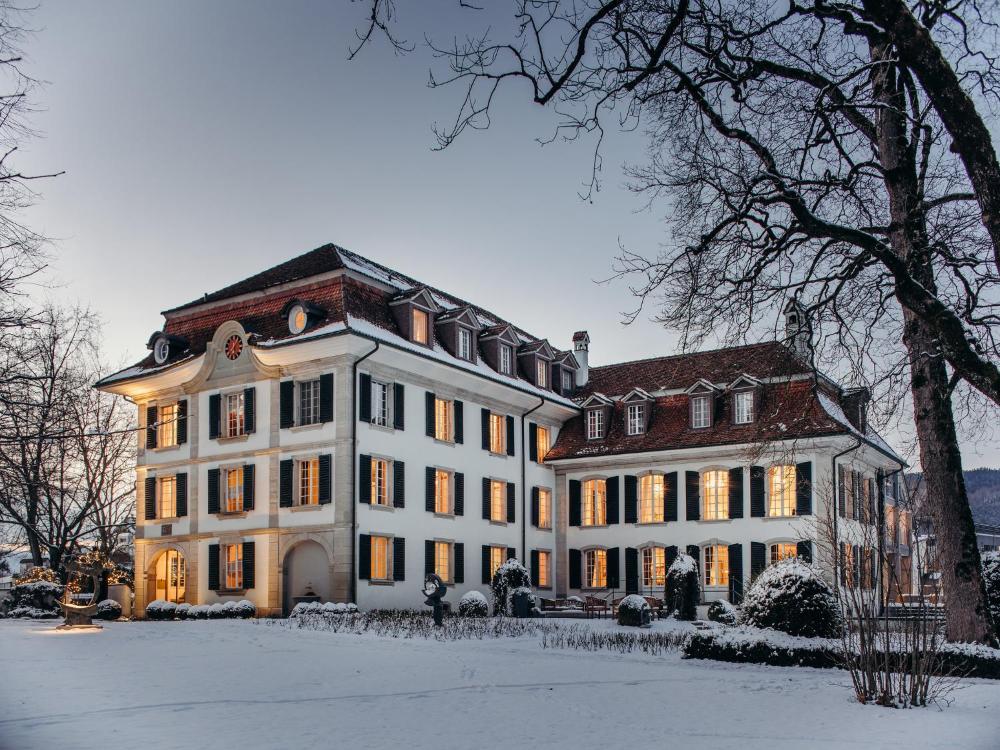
[0, 618, 997, 750]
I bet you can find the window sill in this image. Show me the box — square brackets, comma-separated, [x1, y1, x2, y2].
[763, 514, 798, 521]
[534, 525, 553, 532]
[635, 520, 668, 526]
[577, 524, 609, 529]
[368, 503, 395, 512]
[217, 434, 249, 444]
[489, 519, 508, 527]
[215, 589, 247, 596]
[368, 422, 396, 434]
[290, 422, 324, 433]
[215, 511, 248, 519]
[152, 515, 181, 525]
[367, 579, 395, 586]
[433, 437, 456, 446]
[488, 451, 511, 459]
[290, 504, 323, 512]
[151, 444, 181, 454]
[699, 518, 732, 523]
[433, 511, 455, 519]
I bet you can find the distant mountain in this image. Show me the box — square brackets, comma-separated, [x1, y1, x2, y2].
[907, 468, 1000, 526]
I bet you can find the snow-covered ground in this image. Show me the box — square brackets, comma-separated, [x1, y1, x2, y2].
[0, 618, 996, 750]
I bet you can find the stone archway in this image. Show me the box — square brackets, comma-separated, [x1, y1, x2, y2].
[148, 547, 188, 604]
[282, 539, 332, 615]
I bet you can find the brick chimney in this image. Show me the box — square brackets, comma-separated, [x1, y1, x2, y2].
[573, 330, 590, 386]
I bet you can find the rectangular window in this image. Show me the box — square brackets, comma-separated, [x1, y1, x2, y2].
[371, 380, 389, 428]
[538, 550, 551, 588]
[435, 541, 451, 582]
[562, 370, 573, 392]
[158, 403, 178, 447]
[886, 505, 898, 545]
[158, 476, 176, 518]
[435, 469, 451, 514]
[536, 426, 550, 462]
[412, 308, 429, 345]
[585, 549, 607, 588]
[224, 544, 243, 590]
[537, 488, 551, 529]
[536, 360, 547, 388]
[499, 344, 512, 375]
[734, 391, 754, 424]
[627, 403, 645, 435]
[767, 465, 796, 517]
[583, 479, 607, 526]
[769, 542, 798, 566]
[704, 545, 729, 587]
[299, 380, 320, 426]
[642, 547, 666, 588]
[841, 543, 854, 587]
[371, 458, 390, 506]
[371, 535, 390, 580]
[639, 474, 665, 523]
[691, 395, 711, 428]
[489, 412, 506, 454]
[490, 546, 505, 579]
[703, 470, 729, 520]
[223, 467, 244, 513]
[458, 328, 472, 360]
[435, 398, 453, 441]
[586, 409, 604, 439]
[490, 479, 505, 522]
[225, 392, 245, 438]
[299, 457, 320, 506]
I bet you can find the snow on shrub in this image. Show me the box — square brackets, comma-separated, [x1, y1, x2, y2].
[188, 604, 210, 620]
[290, 601, 358, 619]
[707, 599, 738, 625]
[491, 559, 531, 616]
[7, 580, 64, 617]
[739, 558, 841, 638]
[458, 590, 489, 617]
[983, 551, 1000, 630]
[665, 554, 699, 621]
[617, 594, 651, 627]
[233, 600, 256, 619]
[95, 599, 122, 621]
[174, 603, 192, 620]
[145, 600, 177, 620]
[208, 603, 228, 619]
[7, 605, 60, 619]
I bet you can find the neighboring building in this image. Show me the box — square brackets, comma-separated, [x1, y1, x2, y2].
[96, 243, 908, 616]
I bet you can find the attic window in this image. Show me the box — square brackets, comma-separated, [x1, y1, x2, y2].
[536, 360, 548, 388]
[412, 309, 429, 345]
[562, 370, 573, 393]
[458, 327, 473, 360]
[153, 337, 170, 365]
[734, 391, 754, 424]
[586, 408, 605, 440]
[627, 403, 646, 435]
[499, 344, 512, 375]
[691, 395, 711, 429]
[288, 304, 308, 335]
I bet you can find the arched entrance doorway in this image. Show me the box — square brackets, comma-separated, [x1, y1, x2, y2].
[283, 540, 330, 615]
[152, 549, 187, 603]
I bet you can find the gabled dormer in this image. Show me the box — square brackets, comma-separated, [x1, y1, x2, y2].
[389, 287, 440, 348]
[435, 305, 482, 363]
[684, 379, 720, 429]
[480, 324, 521, 377]
[552, 350, 580, 397]
[281, 298, 326, 336]
[580, 393, 614, 440]
[728, 374, 761, 425]
[622, 387, 654, 435]
[518, 339, 555, 390]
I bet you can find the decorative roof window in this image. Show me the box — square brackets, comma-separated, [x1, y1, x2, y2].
[684, 379, 720, 429]
[580, 393, 614, 440]
[281, 299, 326, 335]
[517, 339, 555, 390]
[729, 374, 762, 425]
[147, 332, 189, 365]
[388, 287, 440, 347]
[622, 388, 654, 435]
[552, 350, 580, 397]
[479, 325, 521, 378]
[434, 305, 482, 363]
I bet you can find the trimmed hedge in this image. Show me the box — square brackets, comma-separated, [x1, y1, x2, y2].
[617, 594, 651, 627]
[458, 591, 489, 617]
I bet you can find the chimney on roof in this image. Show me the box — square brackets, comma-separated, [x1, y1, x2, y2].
[842, 387, 871, 434]
[573, 330, 590, 386]
[783, 298, 812, 361]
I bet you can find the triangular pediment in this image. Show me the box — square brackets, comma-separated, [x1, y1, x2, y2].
[480, 324, 520, 346]
[729, 374, 762, 391]
[580, 393, 614, 408]
[389, 287, 440, 312]
[623, 387, 654, 403]
[684, 379, 719, 395]
[519, 339, 554, 360]
[437, 305, 482, 330]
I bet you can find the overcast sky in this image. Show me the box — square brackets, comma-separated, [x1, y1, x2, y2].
[14, 1, 999, 469]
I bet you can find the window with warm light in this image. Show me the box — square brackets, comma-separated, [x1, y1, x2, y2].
[642, 547, 666, 588]
[586, 408, 604, 439]
[538, 550, 551, 587]
[769, 542, 798, 566]
[703, 470, 729, 520]
[582, 479, 607, 526]
[691, 395, 711, 428]
[225, 392, 245, 437]
[639, 474, 665, 523]
[458, 327, 473, 360]
[371, 535, 390, 580]
[158, 476, 176, 518]
[371, 457, 389, 506]
[536, 360, 547, 388]
[299, 457, 320, 506]
[224, 544, 243, 589]
[537, 488, 551, 529]
[435, 469, 451, 514]
[768, 465, 796, 516]
[223, 467, 243, 513]
[841, 543, 855, 587]
[536, 426, 550, 462]
[490, 546, 505, 579]
[490, 479, 505, 522]
[734, 390, 754, 424]
[412, 308, 429, 345]
[885, 505, 898, 545]
[158, 403, 178, 447]
[499, 344, 512, 375]
[489, 412, 506, 454]
[299, 379, 320, 426]
[627, 403, 645, 435]
[435, 541, 451, 581]
[704, 545, 729, 587]
[371, 380, 389, 428]
[154, 549, 186, 603]
[585, 549, 607, 588]
[435, 397, 453, 441]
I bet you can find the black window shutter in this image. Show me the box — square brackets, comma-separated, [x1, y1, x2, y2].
[685, 471, 701, 521]
[529, 423, 538, 463]
[208, 394, 221, 440]
[319, 373, 334, 423]
[506, 415, 515, 456]
[729, 467, 744, 519]
[606, 476, 620, 525]
[425, 466, 436, 512]
[750, 466, 766, 517]
[481, 478, 490, 520]
[797, 540, 813, 563]
[531, 487, 539, 527]
[242, 541, 255, 589]
[607, 547, 620, 588]
[243, 464, 255, 511]
[507, 546, 516, 561]
[318, 454, 332, 504]
[279, 380, 295, 429]
[207, 468, 221, 514]
[666, 545, 678, 571]
[176, 472, 187, 517]
[425, 391, 435, 437]
[481, 545, 491, 584]
[796, 461, 813, 515]
[454, 401, 464, 444]
[177, 399, 188, 444]
[665, 472, 678, 521]
[359, 374, 372, 422]
[569, 549, 582, 589]
[625, 547, 639, 594]
[454, 543, 464, 583]
[624, 475, 638, 524]
[358, 455, 371, 504]
[506, 482, 516, 523]
[838, 465, 847, 517]
[751, 542, 767, 581]
[455, 472, 464, 516]
[393, 460, 405, 508]
[569, 479, 582, 526]
[530, 550, 540, 587]
[207, 544, 220, 591]
[146, 405, 158, 449]
[481, 408, 490, 450]
[144, 476, 157, 520]
[279, 459, 294, 507]
[728, 543, 743, 603]
[392, 537, 406, 581]
[424, 540, 435, 576]
[393, 383, 405, 430]
[244, 388, 256, 433]
[358, 534, 371, 579]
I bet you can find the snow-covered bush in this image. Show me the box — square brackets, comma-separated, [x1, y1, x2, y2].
[491, 559, 531, 616]
[290, 601, 358, 619]
[232, 600, 256, 619]
[145, 600, 177, 620]
[7, 580, 64, 617]
[617, 594, 651, 627]
[739, 558, 841, 638]
[707, 599, 738, 625]
[982, 551, 1000, 631]
[7, 605, 60, 619]
[188, 604, 210, 620]
[665, 554, 699, 621]
[208, 602, 228, 619]
[174, 603, 192, 620]
[95, 599, 122, 621]
[458, 590, 489, 617]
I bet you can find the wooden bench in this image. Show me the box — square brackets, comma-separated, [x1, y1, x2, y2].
[583, 595, 611, 619]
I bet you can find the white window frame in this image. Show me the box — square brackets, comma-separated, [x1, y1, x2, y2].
[582, 479, 607, 526]
[158, 475, 177, 518]
[158, 402, 179, 447]
[733, 390, 754, 424]
[537, 488, 552, 529]
[458, 327, 473, 360]
[222, 466, 244, 514]
[626, 403, 645, 435]
[767, 465, 796, 517]
[584, 548, 607, 589]
[225, 392, 245, 438]
[435, 397, 453, 442]
[536, 360, 547, 388]
[434, 469, 452, 514]
[769, 542, 798, 566]
[562, 369, 573, 392]
[586, 409, 604, 440]
[489, 412, 506, 454]
[223, 543, 243, 590]
[298, 379, 321, 426]
[490, 479, 506, 523]
[371, 379, 390, 428]
[434, 540, 452, 582]
[639, 473, 665, 523]
[489, 545, 506, 579]
[703, 470, 729, 520]
[704, 545, 729, 587]
[691, 395, 711, 429]
[499, 344, 512, 375]
[298, 457, 320, 506]
[536, 426, 550, 462]
[641, 546, 666, 589]
[371, 457, 390, 507]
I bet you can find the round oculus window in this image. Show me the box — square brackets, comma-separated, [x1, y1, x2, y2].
[288, 304, 307, 334]
[152, 336, 170, 365]
[224, 334, 243, 360]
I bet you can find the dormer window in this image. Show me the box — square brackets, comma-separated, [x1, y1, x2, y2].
[562, 370, 573, 393]
[153, 337, 170, 364]
[627, 403, 646, 435]
[500, 344, 512, 375]
[458, 328, 473, 360]
[288, 304, 308, 335]
[691, 395, 711, 428]
[412, 309, 429, 345]
[586, 408, 605, 439]
[734, 390, 754, 424]
[536, 361, 548, 388]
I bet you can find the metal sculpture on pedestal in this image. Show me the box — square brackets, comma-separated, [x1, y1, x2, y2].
[422, 573, 448, 626]
[57, 558, 104, 630]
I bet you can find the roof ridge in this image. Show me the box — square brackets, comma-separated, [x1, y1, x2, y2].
[589, 340, 792, 372]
